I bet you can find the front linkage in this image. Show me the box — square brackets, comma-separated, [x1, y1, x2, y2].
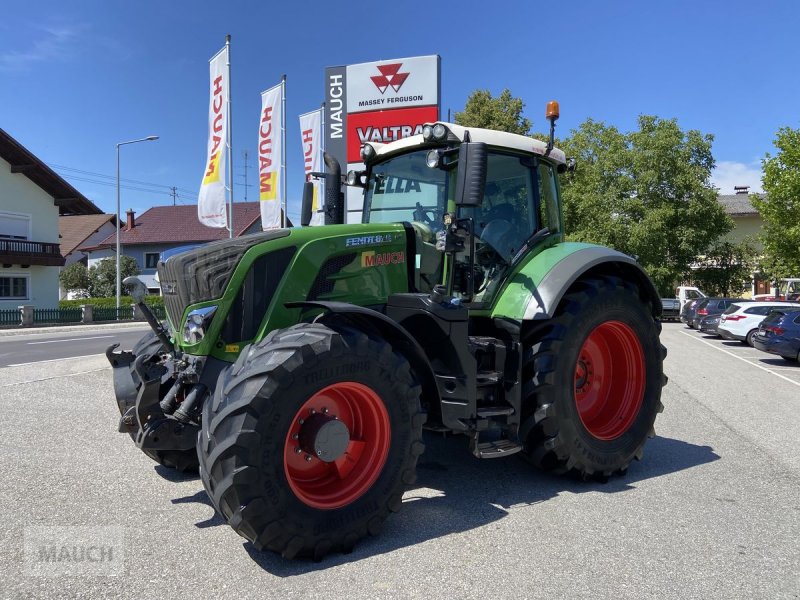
[106, 277, 205, 472]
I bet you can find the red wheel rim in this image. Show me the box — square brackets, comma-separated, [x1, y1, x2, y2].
[283, 382, 391, 509]
[574, 321, 645, 440]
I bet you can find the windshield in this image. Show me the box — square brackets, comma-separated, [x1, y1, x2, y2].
[363, 150, 451, 230]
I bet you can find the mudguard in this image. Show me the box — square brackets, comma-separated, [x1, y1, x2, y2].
[490, 243, 662, 321]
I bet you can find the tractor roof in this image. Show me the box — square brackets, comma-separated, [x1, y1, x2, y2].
[373, 122, 567, 165]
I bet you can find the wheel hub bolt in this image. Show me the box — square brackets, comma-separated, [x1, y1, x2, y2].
[305, 455, 312, 462]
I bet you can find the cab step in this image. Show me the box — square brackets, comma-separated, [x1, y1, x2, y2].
[470, 437, 523, 459]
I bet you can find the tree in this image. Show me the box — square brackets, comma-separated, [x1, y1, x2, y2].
[751, 127, 800, 280]
[559, 115, 732, 295]
[454, 89, 531, 135]
[692, 239, 758, 297]
[59, 262, 90, 296]
[88, 256, 139, 298]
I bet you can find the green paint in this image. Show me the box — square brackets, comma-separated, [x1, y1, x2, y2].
[489, 241, 600, 319]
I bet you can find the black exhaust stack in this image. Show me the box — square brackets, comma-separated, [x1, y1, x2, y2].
[323, 152, 344, 225]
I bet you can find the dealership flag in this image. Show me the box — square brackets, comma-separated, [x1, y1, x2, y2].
[259, 82, 283, 229]
[198, 44, 230, 229]
[299, 108, 323, 226]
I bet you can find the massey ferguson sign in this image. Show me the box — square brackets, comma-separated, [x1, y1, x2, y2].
[346, 56, 439, 114]
[325, 55, 440, 221]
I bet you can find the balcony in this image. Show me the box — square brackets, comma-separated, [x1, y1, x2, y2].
[0, 239, 65, 267]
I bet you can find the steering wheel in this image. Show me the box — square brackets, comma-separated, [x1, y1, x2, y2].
[413, 203, 438, 227]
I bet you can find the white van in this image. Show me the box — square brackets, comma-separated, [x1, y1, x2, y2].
[676, 286, 706, 309]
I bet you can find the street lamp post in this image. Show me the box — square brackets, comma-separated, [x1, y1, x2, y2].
[116, 136, 159, 309]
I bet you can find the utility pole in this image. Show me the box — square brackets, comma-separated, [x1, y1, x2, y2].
[170, 186, 178, 207]
[240, 150, 253, 201]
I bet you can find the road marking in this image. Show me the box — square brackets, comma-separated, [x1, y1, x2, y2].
[6, 354, 101, 367]
[26, 335, 115, 345]
[679, 330, 800, 388]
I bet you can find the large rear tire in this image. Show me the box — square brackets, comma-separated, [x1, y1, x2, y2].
[121, 329, 199, 473]
[197, 323, 425, 560]
[520, 277, 665, 478]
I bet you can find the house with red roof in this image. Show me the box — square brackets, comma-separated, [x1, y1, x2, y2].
[80, 203, 269, 293]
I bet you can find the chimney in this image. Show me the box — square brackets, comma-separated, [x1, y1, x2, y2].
[734, 185, 750, 195]
[125, 208, 135, 231]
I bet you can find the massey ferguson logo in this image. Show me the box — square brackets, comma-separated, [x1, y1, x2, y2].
[371, 63, 409, 94]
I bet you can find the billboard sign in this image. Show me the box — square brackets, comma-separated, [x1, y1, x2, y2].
[324, 55, 440, 222]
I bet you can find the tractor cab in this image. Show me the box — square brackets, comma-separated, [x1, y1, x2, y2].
[354, 121, 567, 306]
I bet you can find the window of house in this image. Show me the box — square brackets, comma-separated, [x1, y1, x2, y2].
[145, 253, 160, 269]
[0, 276, 29, 299]
[0, 213, 31, 240]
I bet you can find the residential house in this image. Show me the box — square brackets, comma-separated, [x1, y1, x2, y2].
[717, 187, 769, 296]
[0, 128, 101, 309]
[58, 213, 117, 298]
[81, 203, 266, 293]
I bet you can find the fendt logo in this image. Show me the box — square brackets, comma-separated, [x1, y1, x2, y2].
[370, 63, 409, 95]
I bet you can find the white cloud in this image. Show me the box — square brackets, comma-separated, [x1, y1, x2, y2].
[0, 25, 84, 72]
[711, 160, 763, 194]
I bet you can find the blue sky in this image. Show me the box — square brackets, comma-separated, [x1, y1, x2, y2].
[1, 0, 798, 222]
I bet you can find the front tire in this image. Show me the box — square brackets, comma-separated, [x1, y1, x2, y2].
[197, 323, 425, 560]
[520, 277, 665, 478]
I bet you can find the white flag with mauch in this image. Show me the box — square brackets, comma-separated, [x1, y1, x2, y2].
[198, 46, 229, 228]
[299, 108, 323, 226]
[259, 82, 283, 229]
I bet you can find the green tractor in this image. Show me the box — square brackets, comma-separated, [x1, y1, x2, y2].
[108, 103, 666, 560]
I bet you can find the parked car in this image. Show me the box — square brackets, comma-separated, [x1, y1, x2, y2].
[680, 298, 704, 328]
[690, 297, 748, 329]
[718, 301, 800, 346]
[698, 313, 722, 336]
[661, 298, 681, 321]
[752, 309, 800, 362]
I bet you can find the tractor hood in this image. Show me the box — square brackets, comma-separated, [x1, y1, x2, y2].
[158, 229, 290, 333]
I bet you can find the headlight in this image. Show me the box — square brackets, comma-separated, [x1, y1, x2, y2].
[360, 143, 376, 162]
[183, 305, 217, 344]
[422, 125, 434, 141]
[432, 123, 447, 140]
[426, 149, 441, 168]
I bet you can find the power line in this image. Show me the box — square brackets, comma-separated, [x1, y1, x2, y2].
[49, 162, 198, 197]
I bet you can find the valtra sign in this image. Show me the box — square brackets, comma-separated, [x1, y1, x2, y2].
[346, 106, 439, 163]
[325, 55, 440, 221]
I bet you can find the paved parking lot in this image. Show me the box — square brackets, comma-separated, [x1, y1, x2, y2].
[0, 322, 798, 599]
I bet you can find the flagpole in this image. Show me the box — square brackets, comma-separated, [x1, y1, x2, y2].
[320, 102, 325, 222]
[281, 74, 287, 228]
[226, 34, 233, 238]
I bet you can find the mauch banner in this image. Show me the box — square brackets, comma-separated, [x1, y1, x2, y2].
[198, 46, 229, 228]
[259, 83, 282, 229]
[299, 108, 323, 226]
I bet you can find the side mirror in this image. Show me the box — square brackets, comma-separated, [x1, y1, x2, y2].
[123, 276, 147, 304]
[454, 142, 487, 207]
[301, 181, 313, 226]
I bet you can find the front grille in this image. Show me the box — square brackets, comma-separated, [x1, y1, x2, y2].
[221, 246, 296, 342]
[158, 229, 291, 328]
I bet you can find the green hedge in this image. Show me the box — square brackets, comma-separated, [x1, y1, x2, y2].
[59, 296, 165, 309]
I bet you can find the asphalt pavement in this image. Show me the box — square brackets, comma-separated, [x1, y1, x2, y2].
[0, 324, 150, 368]
[0, 322, 798, 599]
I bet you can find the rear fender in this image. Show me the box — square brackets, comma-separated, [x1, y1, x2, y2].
[491, 244, 661, 321]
